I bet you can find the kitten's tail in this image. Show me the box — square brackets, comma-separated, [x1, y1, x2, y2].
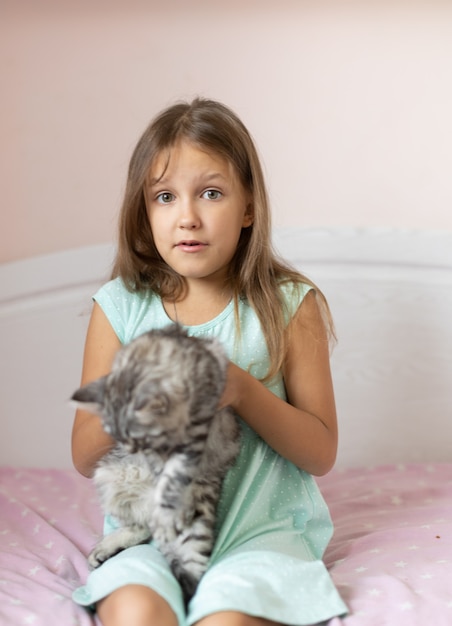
[173, 565, 198, 610]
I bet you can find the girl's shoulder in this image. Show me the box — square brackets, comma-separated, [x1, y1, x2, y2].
[95, 276, 157, 304]
[93, 277, 163, 344]
[278, 279, 314, 319]
[278, 278, 313, 299]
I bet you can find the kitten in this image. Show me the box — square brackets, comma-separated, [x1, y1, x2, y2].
[72, 324, 240, 604]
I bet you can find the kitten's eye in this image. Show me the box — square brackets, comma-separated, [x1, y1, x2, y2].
[156, 192, 175, 204]
[202, 189, 222, 201]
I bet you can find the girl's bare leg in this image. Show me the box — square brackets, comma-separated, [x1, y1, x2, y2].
[97, 584, 178, 626]
[195, 611, 281, 626]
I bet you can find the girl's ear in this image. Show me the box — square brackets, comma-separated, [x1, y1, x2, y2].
[242, 202, 254, 228]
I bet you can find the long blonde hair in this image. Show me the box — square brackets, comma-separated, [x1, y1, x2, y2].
[112, 98, 334, 379]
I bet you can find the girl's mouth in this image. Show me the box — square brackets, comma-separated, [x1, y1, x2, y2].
[176, 241, 207, 251]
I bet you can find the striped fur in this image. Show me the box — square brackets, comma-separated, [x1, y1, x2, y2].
[72, 325, 240, 604]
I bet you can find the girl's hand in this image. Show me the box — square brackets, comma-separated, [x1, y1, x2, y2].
[218, 361, 244, 411]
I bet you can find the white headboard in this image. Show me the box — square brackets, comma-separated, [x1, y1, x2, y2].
[1, 228, 451, 469]
[274, 228, 452, 467]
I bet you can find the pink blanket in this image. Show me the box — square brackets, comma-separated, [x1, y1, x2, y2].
[319, 464, 452, 625]
[1, 464, 451, 625]
[0, 468, 101, 625]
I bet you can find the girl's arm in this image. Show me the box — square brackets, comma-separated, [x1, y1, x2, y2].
[71, 302, 122, 477]
[221, 290, 338, 476]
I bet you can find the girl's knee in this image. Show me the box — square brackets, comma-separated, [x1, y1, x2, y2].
[194, 612, 280, 626]
[97, 584, 178, 626]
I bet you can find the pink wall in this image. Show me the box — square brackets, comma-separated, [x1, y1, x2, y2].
[2, 0, 452, 263]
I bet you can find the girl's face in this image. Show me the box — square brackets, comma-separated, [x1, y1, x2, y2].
[145, 140, 253, 289]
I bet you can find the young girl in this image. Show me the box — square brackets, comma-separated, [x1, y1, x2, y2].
[71, 98, 347, 626]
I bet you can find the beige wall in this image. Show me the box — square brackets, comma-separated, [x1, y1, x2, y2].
[2, 0, 452, 263]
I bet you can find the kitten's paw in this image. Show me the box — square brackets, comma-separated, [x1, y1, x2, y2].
[87, 527, 152, 568]
[88, 534, 127, 568]
[88, 544, 114, 568]
[150, 508, 185, 543]
[152, 522, 177, 545]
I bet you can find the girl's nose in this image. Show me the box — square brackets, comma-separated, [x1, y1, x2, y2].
[178, 199, 201, 229]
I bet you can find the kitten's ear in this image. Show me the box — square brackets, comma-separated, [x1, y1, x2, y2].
[71, 376, 107, 415]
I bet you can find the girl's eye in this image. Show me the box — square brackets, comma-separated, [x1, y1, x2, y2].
[202, 189, 222, 201]
[156, 192, 175, 204]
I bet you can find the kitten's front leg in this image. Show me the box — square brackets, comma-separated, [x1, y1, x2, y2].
[151, 453, 199, 544]
[88, 525, 152, 568]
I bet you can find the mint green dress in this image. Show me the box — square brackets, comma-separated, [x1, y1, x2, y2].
[72, 278, 347, 625]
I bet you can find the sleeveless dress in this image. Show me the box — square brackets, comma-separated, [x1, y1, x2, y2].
[72, 277, 347, 625]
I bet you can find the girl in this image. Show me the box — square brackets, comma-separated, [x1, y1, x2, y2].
[71, 98, 347, 626]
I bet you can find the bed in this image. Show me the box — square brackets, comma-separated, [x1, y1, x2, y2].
[1, 228, 451, 625]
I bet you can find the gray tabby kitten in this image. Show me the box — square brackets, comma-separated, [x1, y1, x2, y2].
[72, 324, 240, 604]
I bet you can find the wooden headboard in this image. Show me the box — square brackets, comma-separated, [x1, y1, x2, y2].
[1, 228, 451, 468]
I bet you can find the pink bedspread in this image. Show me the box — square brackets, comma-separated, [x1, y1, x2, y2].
[318, 464, 452, 625]
[0, 468, 102, 626]
[1, 464, 451, 625]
